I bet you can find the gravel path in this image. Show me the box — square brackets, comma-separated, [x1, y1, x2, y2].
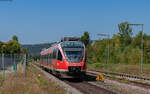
[64, 75, 116, 94]
[65, 81, 115, 94]
[33, 63, 116, 94]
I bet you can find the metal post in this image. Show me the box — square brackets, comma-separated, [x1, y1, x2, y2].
[128, 24, 144, 73]
[107, 35, 110, 68]
[97, 34, 110, 69]
[141, 25, 144, 73]
[2, 46, 5, 79]
[11, 53, 13, 65]
[14, 54, 16, 72]
[24, 54, 26, 76]
[2, 53, 5, 78]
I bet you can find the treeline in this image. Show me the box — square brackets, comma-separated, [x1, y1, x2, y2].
[0, 35, 28, 54]
[23, 42, 57, 56]
[23, 42, 57, 61]
[81, 22, 150, 64]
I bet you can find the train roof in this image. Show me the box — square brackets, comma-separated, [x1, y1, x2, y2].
[61, 37, 80, 42]
[40, 41, 84, 55]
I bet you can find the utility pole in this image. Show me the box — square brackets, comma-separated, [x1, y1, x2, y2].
[97, 34, 110, 69]
[24, 54, 26, 76]
[2, 45, 6, 79]
[128, 24, 144, 73]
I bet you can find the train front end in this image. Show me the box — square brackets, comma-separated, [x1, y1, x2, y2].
[59, 41, 86, 78]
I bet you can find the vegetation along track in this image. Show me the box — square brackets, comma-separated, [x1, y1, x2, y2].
[88, 70, 150, 89]
[33, 63, 116, 94]
[89, 70, 150, 81]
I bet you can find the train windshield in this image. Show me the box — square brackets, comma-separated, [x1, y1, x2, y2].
[61, 41, 84, 62]
[63, 48, 84, 62]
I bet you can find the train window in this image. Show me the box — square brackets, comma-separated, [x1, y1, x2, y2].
[50, 53, 52, 60]
[57, 50, 62, 61]
[43, 55, 44, 63]
[50, 53, 52, 63]
[50, 53, 51, 63]
[46, 55, 47, 62]
[45, 55, 47, 63]
[53, 49, 56, 59]
[48, 54, 50, 63]
[44, 55, 46, 63]
[49, 53, 52, 63]
[40, 56, 42, 62]
[47, 55, 49, 63]
[46, 55, 47, 63]
[45, 55, 46, 63]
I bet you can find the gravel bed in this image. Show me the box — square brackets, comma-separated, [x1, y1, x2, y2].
[31, 63, 82, 94]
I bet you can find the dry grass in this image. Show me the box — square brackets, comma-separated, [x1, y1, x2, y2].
[0, 64, 65, 94]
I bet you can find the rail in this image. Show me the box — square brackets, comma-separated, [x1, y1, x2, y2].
[88, 70, 150, 81]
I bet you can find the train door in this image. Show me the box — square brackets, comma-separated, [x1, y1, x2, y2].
[56, 48, 65, 69]
[52, 49, 57, 70]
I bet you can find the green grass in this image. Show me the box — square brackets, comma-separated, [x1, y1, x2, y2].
[0, 74, 4, 87]
[135, 79, 147, 83]
[88, 63, 150, 77]
[113, 85, 122, 91]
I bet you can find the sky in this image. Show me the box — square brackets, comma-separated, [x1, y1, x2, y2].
[0, 0, 150, 44]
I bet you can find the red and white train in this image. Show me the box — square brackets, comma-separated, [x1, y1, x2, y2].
[40, 38, 86, 78]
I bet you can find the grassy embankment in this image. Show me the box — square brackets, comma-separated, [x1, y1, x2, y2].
[87, 63, 150, 77]
[0, 63, 65, 94]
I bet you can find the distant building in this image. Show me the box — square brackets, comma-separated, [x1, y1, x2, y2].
[2, 42, 8, 45]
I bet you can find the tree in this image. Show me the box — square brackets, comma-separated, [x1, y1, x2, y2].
[0, 41, 3, 53]
[0, 35, 28, 54]
[22, 48, 28, 54]
[112, 34, 121, 50]
[12, 35, 18, 41]
[7, 40, 22, 53]
[118, 22, 132, 47]
[132, 31, 142, 48]
[80, 31, 90, 47]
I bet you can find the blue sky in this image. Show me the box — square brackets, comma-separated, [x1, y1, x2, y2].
[0, 0, 150, 44]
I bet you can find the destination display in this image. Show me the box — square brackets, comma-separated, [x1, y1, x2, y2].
[61, 41, 84, 48]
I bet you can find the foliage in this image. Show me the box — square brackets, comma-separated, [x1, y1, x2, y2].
[12, 35, 18, 41]
[80, 31, 90, 47]
[22, 48, 28, 54]
[7, 40, 22, 53]
[30, 56, 40, 61]
[0, 35, 28, 54]
[0, 41, 3, 53]
[118, 22, 132, 47]
[144, 39, 150, 63]
[86, 21, 150, 65]
[23, 42, 56, 56]
[132, 31, 142, 48]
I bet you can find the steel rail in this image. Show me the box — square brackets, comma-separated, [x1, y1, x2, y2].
[88, 70, 150, 81]
[32, 63, 117, 94]
[31, 62, 83, 94]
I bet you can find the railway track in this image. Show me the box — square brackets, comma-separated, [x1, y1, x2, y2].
[64, 73, 119, 94]
[87, 70, 150, 89]
[32, 62, 150, 94]
[65, 80, 115, 94]
[32, 63, 117, 94]
[88, 70, 150, 81]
